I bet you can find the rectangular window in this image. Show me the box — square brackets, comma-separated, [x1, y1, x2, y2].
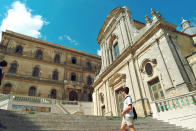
[114, 43, 120, 57]
[148, 78, 164, 101]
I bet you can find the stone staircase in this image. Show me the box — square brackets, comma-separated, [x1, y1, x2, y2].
[0, 109, 194, 131]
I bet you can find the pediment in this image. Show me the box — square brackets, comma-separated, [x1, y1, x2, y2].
[108, 73, 126, 87]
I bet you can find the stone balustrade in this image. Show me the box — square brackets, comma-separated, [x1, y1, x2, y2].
[0, 94, 10, 102]
[154, 91, 196, 112]
[64, 80, 84, 86]
[0, 93, 81, 105]
[61, 100, 78, 105]
[12, 95, 53, 104]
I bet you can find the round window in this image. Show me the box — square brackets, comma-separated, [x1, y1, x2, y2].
[145, 63, 153, 76]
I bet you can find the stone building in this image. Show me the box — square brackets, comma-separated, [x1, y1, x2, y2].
[0, 30, 101, 102]
[93, 7, 196, 117]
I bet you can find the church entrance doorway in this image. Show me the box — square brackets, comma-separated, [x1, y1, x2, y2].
[115, 88, 124, 116]
[69, 91, 78, 101]
[101, 105, 105, 116]
[51, 89, 57, 99]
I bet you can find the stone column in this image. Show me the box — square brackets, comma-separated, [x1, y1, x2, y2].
[102, 43, 107, 69]
[128, 60, 142, 101]
[93, 92, 97, 115]
[80, 73, 83, 82]
[106, 82, 113, 116]
[112, 46, 116, 60]
[103, 82, 108, 114]
[104, 43, 109, 66]
[112, 89, 118, 116]
[108, 47, 112, 64]
[97, 90, 101, 116]
[100, 46, 105, 70]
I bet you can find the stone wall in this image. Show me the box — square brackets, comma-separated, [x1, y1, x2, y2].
[0, 30, 101, 102]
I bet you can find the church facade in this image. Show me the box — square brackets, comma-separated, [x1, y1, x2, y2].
[93, 7, 196, 117]
[0, 30, 101, 102]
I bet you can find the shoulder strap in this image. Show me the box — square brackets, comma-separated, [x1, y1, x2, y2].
[124, 95, 130, 101]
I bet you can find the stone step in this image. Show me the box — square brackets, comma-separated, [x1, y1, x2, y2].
[0, 110, 193, 131]
[2, 127, 192, 131]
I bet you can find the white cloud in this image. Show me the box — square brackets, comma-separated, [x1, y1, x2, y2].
[0, 1, 48, 40]
[97, 49, 102, 56]
[58, 34, 79, 46]
[58, 36, 64, 40]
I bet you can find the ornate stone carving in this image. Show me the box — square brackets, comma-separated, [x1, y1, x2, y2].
[140, 59, 157, 76]
[150, 8, 163, 22]
[145, 15, 152, 25]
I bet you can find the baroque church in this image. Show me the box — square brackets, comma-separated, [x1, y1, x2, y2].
[92, 6, 196, 120]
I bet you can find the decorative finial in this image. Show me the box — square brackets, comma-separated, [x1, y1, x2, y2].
[145, 15, 151, 24]
[151, 8, 156, 15]
[157, 11, 162, 17]
[182, 17, 184, 20]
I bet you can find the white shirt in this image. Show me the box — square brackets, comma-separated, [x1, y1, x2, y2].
[123, 95, 134, 117]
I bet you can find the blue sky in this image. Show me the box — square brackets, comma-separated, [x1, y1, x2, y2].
[0, 0, 196, 55]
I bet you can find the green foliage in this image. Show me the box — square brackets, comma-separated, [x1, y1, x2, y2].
[28, 111, 36, 114]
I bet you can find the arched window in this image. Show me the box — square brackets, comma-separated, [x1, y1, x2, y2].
[29, 87, 36, 96]
[3, 83, 12, 94]
[9, 62, 18, 74]
[35, 49, 43, 59]
[69, 91, 78, 101]
[114, 42, 120, 57]
[51, 89, 57, 99]
[86, 62, 92, 70]
[54, 54, 60, 63]
[52, 70, 59, 80]
[87, 75, 92, 85]
[32, 66, 40, 77]
[72, 57, 77, 64]
[71, 73, 76, 81]
[88, 93, 92, 102]
[15, 45, 23, 55]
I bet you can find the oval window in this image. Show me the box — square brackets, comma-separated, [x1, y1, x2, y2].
[145, 63, 153, 76]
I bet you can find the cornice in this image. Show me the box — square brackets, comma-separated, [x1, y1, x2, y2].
[2, 30, 101, 60]
[97, 7, 125, 44]
[93, 20, 177, 88]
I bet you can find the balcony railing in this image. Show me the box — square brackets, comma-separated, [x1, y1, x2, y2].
[152, 91, 196, 113]
[64, 80, 84, 86]
[61, 100, 78, 105]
